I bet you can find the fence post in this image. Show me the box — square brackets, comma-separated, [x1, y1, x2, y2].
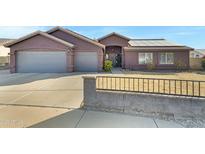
[83, 76, 97, 106]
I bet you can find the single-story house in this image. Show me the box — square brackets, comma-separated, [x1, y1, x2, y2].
[190, 49, 205, 58]
[189, 49, 205, 70]
[4, 26, 193, 73]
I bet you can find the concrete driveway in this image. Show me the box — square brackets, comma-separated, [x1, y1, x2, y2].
[0, 72, 85, 108]
[0, 71, 87, 127]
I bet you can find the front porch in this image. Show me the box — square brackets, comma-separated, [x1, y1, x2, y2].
[105, 46, 122, 67]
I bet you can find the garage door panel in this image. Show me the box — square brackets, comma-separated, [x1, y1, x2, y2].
[74, 52, 98, 72]
[17, 51, 67, 73]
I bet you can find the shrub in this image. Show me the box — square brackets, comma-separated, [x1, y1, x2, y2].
[147, 63, 155, 71]
[175, 61, 187, 70]
[104, 60, 113, 72]
[201, 59, 205, 70]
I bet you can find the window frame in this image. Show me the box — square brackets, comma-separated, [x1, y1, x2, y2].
[159, 52, 174, 65]
[138, 52, 153, 65]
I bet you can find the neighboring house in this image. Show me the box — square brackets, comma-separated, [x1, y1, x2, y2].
[190, 49, 205, 70]
[4, 26, 193, 73]
[190, 49, 205, 58]
[0, 38, 14, 66]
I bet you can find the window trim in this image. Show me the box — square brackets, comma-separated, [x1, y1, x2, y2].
[138, 52, 153, 65]
[159, 52, 174, 65]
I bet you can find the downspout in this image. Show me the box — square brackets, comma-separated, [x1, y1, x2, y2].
[103, 48, 105, 70]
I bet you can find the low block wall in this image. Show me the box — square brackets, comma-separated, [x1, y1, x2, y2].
[83, 76, 205, 119]
[0, 56, 9, 66]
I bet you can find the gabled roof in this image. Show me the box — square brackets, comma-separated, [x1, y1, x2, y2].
[47, 26, 105, 48]
[98, 32, 130, 41]
[4, 31, 75, 48]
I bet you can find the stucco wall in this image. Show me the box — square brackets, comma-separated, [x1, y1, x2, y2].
[124, 50, 190, 70]
[0, 57, 9, 66]
[174, 51, 190, 69]
[51, 30, 103, 51]
[9, 35, 71, 73]
[83, 77, 205, 119]
[0, 46, 10, 56]
[0, 46, 10, 66]
[50, 30, 104, 71]
[10, 35, 69, 52]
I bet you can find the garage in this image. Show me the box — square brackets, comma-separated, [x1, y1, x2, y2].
[4, 28, 104, 73]
[74, 52, 98, 71]
[16, 51, 67, 73]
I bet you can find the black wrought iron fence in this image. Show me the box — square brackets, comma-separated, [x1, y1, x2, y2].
[96, 76, 205, 98]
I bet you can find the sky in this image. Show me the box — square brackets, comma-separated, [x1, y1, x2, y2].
[0, 26, 205, 49]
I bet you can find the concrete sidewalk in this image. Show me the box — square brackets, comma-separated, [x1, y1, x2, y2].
[32, 109, 183, 128]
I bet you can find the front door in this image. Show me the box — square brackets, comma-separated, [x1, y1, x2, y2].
[115, 53, 122, 67]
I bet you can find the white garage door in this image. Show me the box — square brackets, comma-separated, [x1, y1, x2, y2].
[17, 51, 67, 73]
[74, 52, 98, 72]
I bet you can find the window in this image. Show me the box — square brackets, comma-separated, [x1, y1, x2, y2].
[138, 53, 153, 64]
[160, 52, 174, 64]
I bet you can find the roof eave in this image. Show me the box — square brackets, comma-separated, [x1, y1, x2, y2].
[3, 31, 41, 47]
[4, 31, 75, 49]
[97, 32, 130, 41]
[124, 46, 194, 51]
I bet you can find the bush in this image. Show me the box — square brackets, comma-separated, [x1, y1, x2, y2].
[201, 59, 205, 70]
[175, 61, 187, 70]
[147, 63, 155, 71]
[104, 60, 113, 72]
